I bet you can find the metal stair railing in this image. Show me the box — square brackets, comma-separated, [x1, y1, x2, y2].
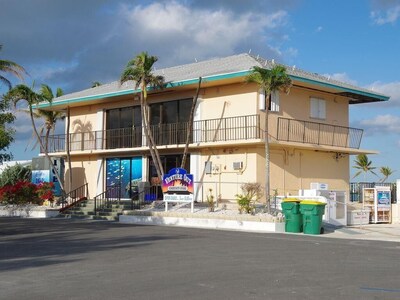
[58, 183, 89, 212]
[94, 185, 121, 215]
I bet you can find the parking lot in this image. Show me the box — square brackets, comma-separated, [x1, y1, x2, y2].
[1, 218, 400, 299]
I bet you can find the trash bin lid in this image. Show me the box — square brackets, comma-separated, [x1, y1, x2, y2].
[300, 200, 326, 206]
[283, 198, 300, 202]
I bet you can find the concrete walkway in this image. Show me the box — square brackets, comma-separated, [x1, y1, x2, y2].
[323, 223, 400, 242]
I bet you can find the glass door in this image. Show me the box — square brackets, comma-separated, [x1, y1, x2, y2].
[106, 157, 143, 199]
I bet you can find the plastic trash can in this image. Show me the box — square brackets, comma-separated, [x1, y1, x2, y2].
[299, 201, 327, 235]
[281, 199, 303, 233]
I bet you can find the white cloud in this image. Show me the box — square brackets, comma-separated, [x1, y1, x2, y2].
[371, 4, 400, 25]
[315, 26, 323, 32]
[367, 81, 400, 106]
[323, 72, 358, 85]
[360, 114, 400, 134]
[118, 1, 289, 63]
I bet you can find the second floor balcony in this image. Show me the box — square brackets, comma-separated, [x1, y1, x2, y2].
[42, 115, 364, 154]
[43, 114, 261, 153]
[276, 117, 363, 149]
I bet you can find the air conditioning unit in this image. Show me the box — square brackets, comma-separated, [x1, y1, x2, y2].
[233, 162, 243, 170]
[310, 182, 328, 190]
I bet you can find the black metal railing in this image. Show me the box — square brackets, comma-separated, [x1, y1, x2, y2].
[277, 117, 363, 149]
[58, 183, 88, 211]
[94, 185, 121, 215]
[350, 182, 397, 203]
[130, 184, 162, 210]
[42, 114, 261, 153]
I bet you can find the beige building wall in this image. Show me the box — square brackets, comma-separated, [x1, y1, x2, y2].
[62, 81, 352, 202]
[65, 154, 99, 199]
[270, 148, 349, 196]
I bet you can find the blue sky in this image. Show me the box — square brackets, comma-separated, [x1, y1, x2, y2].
[1, 0, 400, 181]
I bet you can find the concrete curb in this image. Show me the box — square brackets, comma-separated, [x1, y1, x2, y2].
[119, 214, 286, 233]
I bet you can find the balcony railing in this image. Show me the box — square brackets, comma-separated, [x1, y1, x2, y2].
[42, 114, 261, 153]
[276, 117, 363, 149]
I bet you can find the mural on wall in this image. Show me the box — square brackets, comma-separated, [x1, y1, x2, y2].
[106, 157, 142, 198]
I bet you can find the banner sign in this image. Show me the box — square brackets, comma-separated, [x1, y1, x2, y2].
[162, 168, 194, 194]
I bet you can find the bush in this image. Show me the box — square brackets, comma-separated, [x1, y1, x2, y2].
[0, 180, 54, 205]
[236, 182, 263, 214]
[0, 164, 31, 187]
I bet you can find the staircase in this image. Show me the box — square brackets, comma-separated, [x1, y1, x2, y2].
[59, 184, 131, 221]
[60, 199, 132, 221]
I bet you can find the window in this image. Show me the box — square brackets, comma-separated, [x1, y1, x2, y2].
[150, 98, 192, 124]
[105, 106, 142, 148]
[106, 157, 142, 199]
[310, 97, 326, 119]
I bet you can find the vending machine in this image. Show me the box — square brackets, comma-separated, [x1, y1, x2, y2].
[363, 186, 391, 223]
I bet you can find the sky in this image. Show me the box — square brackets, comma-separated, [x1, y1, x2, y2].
[1, 0, 400, 182]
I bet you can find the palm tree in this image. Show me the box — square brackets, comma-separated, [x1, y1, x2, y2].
[38, 84, 65, 150]
[379, 166, 394, 183]
[120, 52, 165, 179]
[353, 154, 377, 181]
[246, 65, 292, 209]
[0, 45, 26, 90]
[3, 84, 65, 192]
[181, 77, 202, 169]
[21, 85, 65, 151]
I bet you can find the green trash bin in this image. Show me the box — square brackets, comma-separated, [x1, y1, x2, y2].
[299, 201, 327, 235]
[281, 199, 303, 233]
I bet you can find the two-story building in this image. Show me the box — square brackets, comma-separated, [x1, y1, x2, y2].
[38, 53, 389, 203]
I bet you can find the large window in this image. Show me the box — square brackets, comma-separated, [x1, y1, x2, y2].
[148, 154, 190, 180]
[150, 98, 192, 125]
[150, 99, 192, 145]
[106, 106, 142, 148]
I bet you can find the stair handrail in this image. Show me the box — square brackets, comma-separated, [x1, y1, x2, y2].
[94, 185, 121, 215]
[58, 183, 89, 212]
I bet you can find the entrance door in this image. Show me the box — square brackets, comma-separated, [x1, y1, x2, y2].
[106, 157, 142, 198]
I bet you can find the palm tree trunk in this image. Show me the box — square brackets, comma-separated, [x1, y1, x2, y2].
[143, 102, 164, 176]
[140, 91, 163, 181]
[265, 97, 270, 212]
[66, 106, 72, 193]
[29, 106, 65, 193]
[181, 77, 202, 169]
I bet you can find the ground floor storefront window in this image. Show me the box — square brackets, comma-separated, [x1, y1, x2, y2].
[106, 157, 142, 198]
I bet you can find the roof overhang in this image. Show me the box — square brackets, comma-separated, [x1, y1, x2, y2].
[37, 69, 389, 110]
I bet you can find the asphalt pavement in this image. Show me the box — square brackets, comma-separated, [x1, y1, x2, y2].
[1, 218, 400, 300]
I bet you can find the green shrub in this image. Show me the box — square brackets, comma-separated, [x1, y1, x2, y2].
[236, 182, 263, 214]
[0, 164, 31, 187]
